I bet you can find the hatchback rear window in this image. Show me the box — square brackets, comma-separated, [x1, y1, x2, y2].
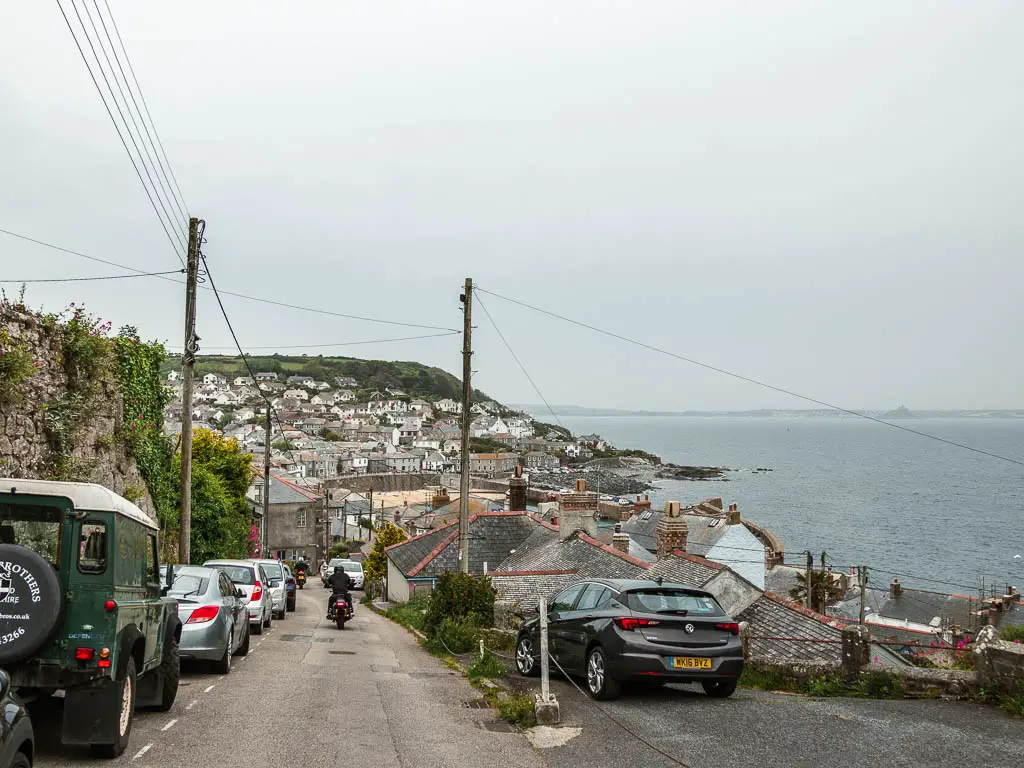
[169, 575, 209, 598]
[341, 562, 361, 573]
[626, 590, 724, 616]
[261, 562, 284, 579]
[212, 565, 255, 585]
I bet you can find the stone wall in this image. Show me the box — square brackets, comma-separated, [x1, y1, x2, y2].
[327, 472, 442, 493]
[0, 308, 156, 519]
[976, 626, 1024, 694]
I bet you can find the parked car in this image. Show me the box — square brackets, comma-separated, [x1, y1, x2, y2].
[514, 579, 743, 700]
[321, 558, 348, 587]
[337, 560, 364, 590]
[167, 566, 250, 673]
[282, 565, 297, 612]
[248, 559, 288, 619]
[0, 479, 180, 758]
[203, 560, 274, 635]
[0, 669, 32, 768]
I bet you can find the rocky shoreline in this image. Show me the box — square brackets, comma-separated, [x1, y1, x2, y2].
[529, 456, 743, 497]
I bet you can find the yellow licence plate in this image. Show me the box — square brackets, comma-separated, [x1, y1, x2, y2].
[672, 657, 712, 669]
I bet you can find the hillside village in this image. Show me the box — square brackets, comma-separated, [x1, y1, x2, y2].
[162, 361, 599, 483]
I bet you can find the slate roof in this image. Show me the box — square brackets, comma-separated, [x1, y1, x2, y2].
[385, 512, 548, 578]
[737, 592, 847, 663]
[621, 512, 732, 556]
[647, 550, 722, 588]
[490, 572, 583, 611]
[494, 530, 651, 582]
[253, 474, 321, 505]
[833, 587, 980, 629]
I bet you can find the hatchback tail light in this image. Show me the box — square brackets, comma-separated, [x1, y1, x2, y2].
[187, 605, 220, 624]
[715, 622, 740, 635]
[613, 617, 661, 631]
[250, 582, 263, 602]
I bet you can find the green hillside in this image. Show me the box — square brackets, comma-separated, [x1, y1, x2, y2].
[164, 353, 491, 403]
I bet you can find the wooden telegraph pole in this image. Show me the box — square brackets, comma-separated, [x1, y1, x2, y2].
[262, 403, 272, 556]
[179, 217, 200, 565]
[457, 278, 473, 573]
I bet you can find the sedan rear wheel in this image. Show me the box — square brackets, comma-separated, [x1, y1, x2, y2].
[586, 646, 620, 701]
[211, 632, 232, 675]
[515, 635, 539, 677]
[701, 678, 738, 698]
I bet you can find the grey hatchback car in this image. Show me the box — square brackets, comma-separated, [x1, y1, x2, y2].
[515, 579, 743, 700]
[204, 560, 274, 635]
[168, 566, 250, 674]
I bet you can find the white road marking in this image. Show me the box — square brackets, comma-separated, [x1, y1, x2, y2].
[203, 684, 215, 693]
[186, 700, 198, 710]
[161, 719, 178, 731]
[133, 744, 153, 759]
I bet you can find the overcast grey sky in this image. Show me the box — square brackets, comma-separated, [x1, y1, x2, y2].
[2, 1, 1021, 411]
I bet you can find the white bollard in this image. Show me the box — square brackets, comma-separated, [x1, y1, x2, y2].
[480, 639, 485, 659]
[539, 596, 550, 702]
[535, 596, 559, 724]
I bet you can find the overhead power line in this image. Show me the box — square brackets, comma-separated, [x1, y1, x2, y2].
[88, 0, 188, 223]
[166, 331, 460, 352]
[1, 269, 184, 283]
[475, 293, 567, 433]
[0, 227, 458, 332]
[476, 287, 1024, 470]
[54, 0, 186, 263]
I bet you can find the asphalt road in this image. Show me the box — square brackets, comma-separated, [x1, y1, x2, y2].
[522, 671, 1024, 768]
[31, 587, 546, 768]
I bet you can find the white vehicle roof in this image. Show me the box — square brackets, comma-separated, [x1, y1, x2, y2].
[0, 477, 157, 530]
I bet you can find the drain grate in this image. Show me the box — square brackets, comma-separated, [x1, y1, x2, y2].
[463, 700, 490, 710]
[328, 650, 356, 655]
[312, 637, 334, 644]
[278, 634, 314, 642]
[475, 719, 514, 732]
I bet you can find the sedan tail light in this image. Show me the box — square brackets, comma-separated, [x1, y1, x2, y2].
[187, 605, 220, 624]
[613, 617, 661, 631]
[250, 582, 263, 602]
[715, 622, 740, 635]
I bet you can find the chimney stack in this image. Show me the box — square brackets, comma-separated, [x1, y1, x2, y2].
[726, 502, 741, 525]
[508, 465, 528, 512]
[612, 523, 630, 555]
[558, 483, 599, 541]
[889, 578, 902, 599]
[656, 501, 688, 560]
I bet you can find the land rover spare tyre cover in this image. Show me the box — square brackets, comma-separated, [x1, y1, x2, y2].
[0, 543, 65, 664]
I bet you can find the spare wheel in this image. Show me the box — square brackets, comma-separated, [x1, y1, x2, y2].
[0, 543, 66, 664]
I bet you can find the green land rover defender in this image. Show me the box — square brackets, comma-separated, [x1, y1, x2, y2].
[0, 478, 181, 758]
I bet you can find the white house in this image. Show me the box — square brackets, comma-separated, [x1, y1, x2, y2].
[235, 407, 256, 422]
[331, 405, 356, 419]
[564, 443, 582, 458]
[202, 373, 227, 387]
[334, 390, 355, 403]
[283, 389, 310, 401]
[409, 399, 430, 412]
[167, 370, 181, 383]
[384, 399, 408, 413]
[310, 395, 326, 406]
[255, 372, 278, 381]
[505, 418, 534, 439]
[214, 392, 239, 406]
[470, 416, 508, 438]
[233, 376, 254, 386]
[435, 399, 462, 414]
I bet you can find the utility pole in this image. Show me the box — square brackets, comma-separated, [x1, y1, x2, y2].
[804, 550, 814, 611]
[368, 485, 374, 543]
[179, 217, 200, 565]
[343, 499, 348, 541]
[858, 566, 868, 625]
[458, 277, 473, 573]
[262, 403, 271, 557]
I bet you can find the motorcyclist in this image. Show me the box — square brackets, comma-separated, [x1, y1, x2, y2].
[327, 566, 352, 619]
[294, 557, 309, 575]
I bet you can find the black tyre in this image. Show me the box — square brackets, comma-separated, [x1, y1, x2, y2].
[263, 609, 272, 629]
[10, 753, 29, 768]
[155, 631, 180, 712]
[701, 678, 738, 698]
[251, 617, 263, 636]
[585, 646, 621, 701]
[515, 634, 540, 678]
[0, 543, 65, 665]
[234, 621, 250, 656]
[211, 632, 232, 675]
[92, 656, 136, 758]
[336, 617, 346, 630]
[287, 599, 296, 612]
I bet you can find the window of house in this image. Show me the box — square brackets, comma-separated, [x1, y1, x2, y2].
[77, 522, 107, 574]
[296, 510, 307, 527]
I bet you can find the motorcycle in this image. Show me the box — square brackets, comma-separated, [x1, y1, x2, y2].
[296, 571, 306, 589]
[328, 596, 353, 629]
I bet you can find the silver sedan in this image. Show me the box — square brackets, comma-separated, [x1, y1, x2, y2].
[168, 566, 251, 674]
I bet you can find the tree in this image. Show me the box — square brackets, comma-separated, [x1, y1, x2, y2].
[789, 569, 845, 613]
[363, 522, 407, 583]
